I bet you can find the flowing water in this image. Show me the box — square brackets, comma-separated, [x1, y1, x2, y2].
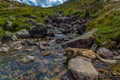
[0, 39, 73, 80]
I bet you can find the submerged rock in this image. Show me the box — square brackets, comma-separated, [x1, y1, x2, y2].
[20, 55, 35, 64]
[41, 50, 57, 56]
[68, 56, 99, 80]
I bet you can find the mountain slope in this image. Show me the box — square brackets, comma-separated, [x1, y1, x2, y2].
[0, 0, 120, 48]
[0, 0, 104, 31]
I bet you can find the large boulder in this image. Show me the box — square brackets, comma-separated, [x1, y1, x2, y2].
[68, 56, 99, 80]
[0, 31, 17, 43]
[29, 24, 47, 38]
[62, 28, 98, 48]
[77, 24, 86, 34]
[16, 29, 31, 38]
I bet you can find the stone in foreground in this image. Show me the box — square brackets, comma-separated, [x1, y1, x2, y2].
[68, 56, 99, 80]
[16, 29, 31, 38]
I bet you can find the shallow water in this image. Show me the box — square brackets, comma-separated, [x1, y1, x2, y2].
[1, 42, 120, 80]
[0, 44, 73, 80]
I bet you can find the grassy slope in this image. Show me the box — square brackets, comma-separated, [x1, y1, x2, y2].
[54, 0, 104, 17]
[0, 0, 103, 36]
[0, 0, 53, 33]
[87, 1, 120, 48]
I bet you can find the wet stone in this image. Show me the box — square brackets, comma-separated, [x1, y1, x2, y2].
[68, 56, 99, 80]
[20, 55, 35, 64]
[41, 50, 57, 57]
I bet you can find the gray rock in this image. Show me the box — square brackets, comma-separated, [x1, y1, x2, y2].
[9, 41, 23, 50]
[3, 20, 13, 31]
[16, 29, 31, 38]
[96, 47, 114, 59]
[39, 42, 51, 50]
[1, 31, 17, 43]
[62, 28, 98, 48]
[112, 51, 119, 55]
[29, 24, 47, 38]
[0, 44, 10, 53]
[91, 44, 98, 52]
[47, 29, 55, 37]
[68, 56, 99, 80]
[25, 40, 36, 46]
[77, 24, 86, 34]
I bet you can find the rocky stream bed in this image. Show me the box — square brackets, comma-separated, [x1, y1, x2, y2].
[0, 14, 120, 80]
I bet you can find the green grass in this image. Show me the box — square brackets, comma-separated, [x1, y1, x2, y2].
[87, 1, 120, 48]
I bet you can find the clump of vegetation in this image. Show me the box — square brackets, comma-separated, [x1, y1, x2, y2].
[12, 20, 32, 31]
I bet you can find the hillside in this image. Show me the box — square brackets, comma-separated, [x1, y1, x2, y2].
[0, 0, 103, 33]
[0, 0, 120, 48]
[88, 0, 120, 48]
[0, 0, 52, 35]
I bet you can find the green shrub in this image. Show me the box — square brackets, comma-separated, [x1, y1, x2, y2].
[12, 20, 24, 31]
